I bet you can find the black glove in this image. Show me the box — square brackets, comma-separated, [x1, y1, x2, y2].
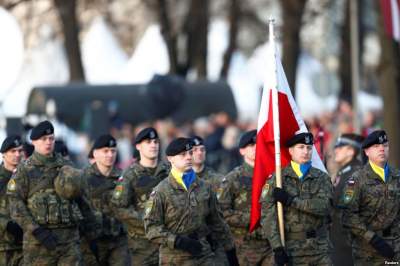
[6, 221, 23, 243]
[273, 188, 292, 206]
[273, 247, 289, 266]
[174, 235, 203, 256]
[225, 248, 239, 266]
[370, 234, 395, 259]
[89, 240, 100, 263]
[32, 227, 57, 250]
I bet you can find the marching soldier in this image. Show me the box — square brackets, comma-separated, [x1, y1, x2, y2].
[111, 127, 169, 265]
[341, 130, 400, 265]
[81, 134, 131, 265]
[191, 136, 224, 190]
[261, 132, 333, 266]
[144, 137, 238, 265]
[218, 129, 273, 266]
[0, 135, 24, 265]
[191, 135, 228, 265]
[331, 133, 364, 266]
[7, 120, 97, 265]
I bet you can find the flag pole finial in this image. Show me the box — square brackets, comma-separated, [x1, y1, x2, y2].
[268, 17, 275, 42]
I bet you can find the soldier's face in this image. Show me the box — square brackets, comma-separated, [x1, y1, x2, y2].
[192, 145, 206, 165]
[289, 144, 312, 164]
[365, 142, 389, 166]
[32, 134, 55, 156]
[167, 150, 193, 172]
[334, 145, 355, 166]
[136, 139, 159, 160]
[94, 147, 117, 168]
[2, 146, 23, 168]
[239, 144, 256, 165]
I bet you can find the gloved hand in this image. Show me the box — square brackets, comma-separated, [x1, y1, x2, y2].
[273, 247, 289, 266]
[174, 235, 202, 256]
[32, 227, 57, 250]
[225, 248, 239, 266]
[273, 188, 293, 206]
[6, 221, 23, 243]
[370, 234, 395, 259]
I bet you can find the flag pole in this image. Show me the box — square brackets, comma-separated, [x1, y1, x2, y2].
[269, 18, 285, 247]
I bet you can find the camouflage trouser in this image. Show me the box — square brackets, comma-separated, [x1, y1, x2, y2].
[213, 246, 229, 266]
[81, 235, 131, 266]
[23, 241, 82, 266]
[128, 236, 158, 266]
[234, 236, 273, 266]
[287, 252, 332, 266]
[0, 249, 23, 266]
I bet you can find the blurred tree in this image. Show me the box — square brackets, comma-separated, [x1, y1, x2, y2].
[220, 0, 240, 79]
[54, 0, 85, 81]
[281, 0, 307, 97]
[376, 1, 400, 167]
[338, 0, 363, 104]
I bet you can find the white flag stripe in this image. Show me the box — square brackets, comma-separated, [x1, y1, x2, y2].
[391, 0, 400, 41]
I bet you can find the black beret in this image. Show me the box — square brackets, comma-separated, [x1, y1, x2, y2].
[92, 134, 117, 150]
[54, 140, 69, 157]
[0, 135, 22, 153]
[238, 130, 257, 149]
[362, 130, 388, 149]
[166, 137, 193, 156]
[191, 136, 204, 146]
[135, 127, 158, 144]
[30, 120, 54, 140]
[334, 133, 364, 149]
[286, 132, 314, 147]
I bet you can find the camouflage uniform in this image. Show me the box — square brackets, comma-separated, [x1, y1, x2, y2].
[81, 163, 131, 266]
[0, 164, 23, 266]
[111, 162, 169, 266]
[218, 162, 273, 266]
[7, 152, 97, 266]
[144, 173, 235, 265]
[331, 159, 362, 266]
[261, 165, 333, 266]
[341, 163, 400, 265]
[195, 166, 223, 192]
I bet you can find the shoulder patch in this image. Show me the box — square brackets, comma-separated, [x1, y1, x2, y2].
[342, 189, 354, 204]
[261, 183, 270, 199]
[7, 179, 16, 192]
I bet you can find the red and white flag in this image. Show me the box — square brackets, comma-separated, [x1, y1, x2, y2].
[380, 0, 400, 42]
[249, 26, 326, 232]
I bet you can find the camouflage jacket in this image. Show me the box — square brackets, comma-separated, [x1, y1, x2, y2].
[82, 163, 125, 238]
[144, 172, 234, 260]
[261, 166, 333, 256]
[217, 162, 265, 239]
[195, 165, 223, 192]
[341, 163, 400, 253]
[0, 164, 21, 251]
[333, 159, 363, 206]
[7, 152, 97, 245]
[110, 161, 169, 237]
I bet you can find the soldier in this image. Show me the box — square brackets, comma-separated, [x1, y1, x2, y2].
[217, 129, 273, 266]
[191, 135, 228, 265]
[341, 130, 400, 265]
[331, 133, 364, 266]
[7, 120, 97, 265]
[261, 132, 333, 266]
[111, 127, 169, 265]
[0, 135, 24, 265]
[81, 134, 131, 266]
[144, 137, 239, 265]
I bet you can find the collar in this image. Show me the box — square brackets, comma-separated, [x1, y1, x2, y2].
[170, 168, 197, 191]
[91, 163, 121, 179]
[369, 161, 389, 182]
[242, 162, 254, 177]
[0, 164, 12, 179]
[290, 161, 312, 180]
